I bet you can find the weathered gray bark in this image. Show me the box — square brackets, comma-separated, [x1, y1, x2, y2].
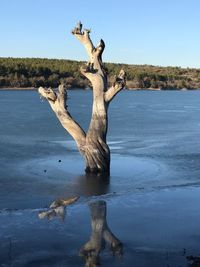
[79, 201, 123, 267]
[38, 22, 126, 174]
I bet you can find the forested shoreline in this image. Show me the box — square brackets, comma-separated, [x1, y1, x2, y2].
[1, 57, 200, 90]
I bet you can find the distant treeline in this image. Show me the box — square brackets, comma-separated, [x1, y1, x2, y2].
[1, 57, 200, 90]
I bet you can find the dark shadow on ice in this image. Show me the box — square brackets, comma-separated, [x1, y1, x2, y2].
[74, 173, 110, 196]
[79, 200, 123, 267]
[187, 256, 200, 267]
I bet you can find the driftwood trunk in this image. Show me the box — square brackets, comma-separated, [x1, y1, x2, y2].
[38, 22, 126, 174]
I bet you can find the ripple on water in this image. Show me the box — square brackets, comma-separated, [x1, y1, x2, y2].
[19, 152, 169, 193]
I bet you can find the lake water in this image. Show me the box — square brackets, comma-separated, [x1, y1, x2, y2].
[1, 89, 200, 266]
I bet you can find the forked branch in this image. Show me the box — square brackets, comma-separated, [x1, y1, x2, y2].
[72, 21, 105, 79]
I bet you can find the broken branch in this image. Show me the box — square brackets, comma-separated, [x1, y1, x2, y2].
[104, 69, 126, 102]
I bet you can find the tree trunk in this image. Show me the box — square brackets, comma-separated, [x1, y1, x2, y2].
[84, 135, 110, 174]
[38, 22, 126, 175]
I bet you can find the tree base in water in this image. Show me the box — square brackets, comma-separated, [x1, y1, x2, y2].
[85, 166, 110, 175]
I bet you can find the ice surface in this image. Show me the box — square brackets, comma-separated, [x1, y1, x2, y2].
[1, 90, 200, 266]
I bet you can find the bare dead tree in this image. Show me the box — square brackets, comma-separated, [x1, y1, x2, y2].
[79, 201, 123, 267]
[38, 21, 126, 174]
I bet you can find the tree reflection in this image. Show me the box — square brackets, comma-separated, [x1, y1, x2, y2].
[79, 200, 123, 267]
[38, 196, 79, 221]
[38, 191, 123, 266]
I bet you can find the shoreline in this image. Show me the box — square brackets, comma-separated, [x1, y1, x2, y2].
[0, 87, 37, 90]
[0, 87, 198, 91]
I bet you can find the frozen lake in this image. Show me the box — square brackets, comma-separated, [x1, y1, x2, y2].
[1, 89, 200, 266]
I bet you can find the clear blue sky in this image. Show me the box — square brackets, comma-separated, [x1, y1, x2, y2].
[1, 0, 200, 68]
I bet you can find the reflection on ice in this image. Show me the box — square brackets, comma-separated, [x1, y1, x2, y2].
[80, 201, 122, 267]
[38, 205, 66, 221]
[37, 199, 123, 267]
[38, 196, 79, 221]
